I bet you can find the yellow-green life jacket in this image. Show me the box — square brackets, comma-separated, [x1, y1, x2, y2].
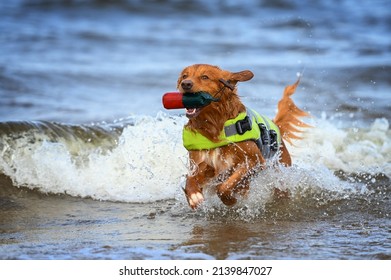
[183, 108, 281, 159]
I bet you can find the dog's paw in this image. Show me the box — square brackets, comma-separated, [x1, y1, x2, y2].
[217, 192, 237, 206]
[216, 183, 239, 206]
[187, 192, 204, 210]
[183, 187, 204, 210]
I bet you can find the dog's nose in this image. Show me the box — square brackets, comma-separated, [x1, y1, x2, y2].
[181, 80, 193, 91]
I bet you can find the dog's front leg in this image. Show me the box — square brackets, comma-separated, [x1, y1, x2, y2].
[216, 162, 257, 206]
[184, 161, 214, 210]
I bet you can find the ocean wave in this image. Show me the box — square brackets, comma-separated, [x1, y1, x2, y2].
[0, 113, 389, 204]
[290, 114, 391, 177]
[0, 113, 188, 202]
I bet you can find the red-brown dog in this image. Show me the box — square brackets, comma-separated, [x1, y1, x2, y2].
[178, 64, 309, 209]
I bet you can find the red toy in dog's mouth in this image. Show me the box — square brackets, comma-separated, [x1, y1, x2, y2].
[162, 91, 219, 119]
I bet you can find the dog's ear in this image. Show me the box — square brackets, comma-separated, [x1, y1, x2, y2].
[230, 70, 254, 83]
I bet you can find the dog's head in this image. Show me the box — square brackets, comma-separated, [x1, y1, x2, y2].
[177, 64, 254, 119]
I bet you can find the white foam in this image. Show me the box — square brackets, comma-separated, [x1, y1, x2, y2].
[1, 113, 188, 202]
[289, 115, 391, 178]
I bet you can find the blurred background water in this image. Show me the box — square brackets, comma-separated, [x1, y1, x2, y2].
[1, 0, 390, 124]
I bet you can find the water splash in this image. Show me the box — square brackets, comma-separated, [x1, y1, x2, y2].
[0, 113, 188, 202]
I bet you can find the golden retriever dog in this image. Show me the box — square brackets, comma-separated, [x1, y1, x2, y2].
[178, 64, 309, 209]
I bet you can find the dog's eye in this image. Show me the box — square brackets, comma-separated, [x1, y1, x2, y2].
[182, 74, 188, 79]
[201, 75, 209, 80]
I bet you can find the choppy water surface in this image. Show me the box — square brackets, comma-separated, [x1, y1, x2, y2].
[0, 0, 390, 259]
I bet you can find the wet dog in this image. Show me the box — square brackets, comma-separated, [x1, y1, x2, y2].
[178, 64, 309, 209]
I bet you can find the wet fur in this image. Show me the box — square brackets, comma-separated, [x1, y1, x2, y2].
[178, 64, 309, 209]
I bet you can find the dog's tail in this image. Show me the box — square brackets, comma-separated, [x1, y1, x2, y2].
[273, 79, 311, 145]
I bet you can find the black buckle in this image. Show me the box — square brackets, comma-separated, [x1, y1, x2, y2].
[269, 130, 278, 151]
[235, 116, 252, 135]
[258, 123, 270, 145]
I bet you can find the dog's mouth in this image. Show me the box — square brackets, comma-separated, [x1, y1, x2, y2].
[181, 91, 221, 119]
[185, 108, 201, 119]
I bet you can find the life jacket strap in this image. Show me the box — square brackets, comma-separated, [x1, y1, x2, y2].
[224, 115, 252, 137]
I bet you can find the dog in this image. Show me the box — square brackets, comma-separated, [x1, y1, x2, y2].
[178, 64, 309, 209]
